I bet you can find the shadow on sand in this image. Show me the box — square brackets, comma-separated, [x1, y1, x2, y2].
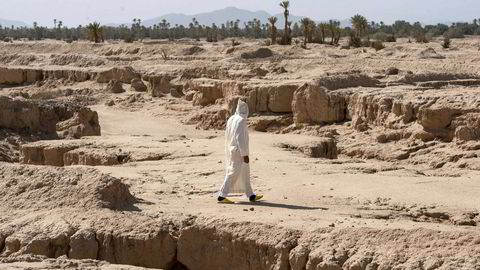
[234, 201, 328, 210]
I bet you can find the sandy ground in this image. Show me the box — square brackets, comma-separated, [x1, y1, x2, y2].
[88, 105, 480, 233]
[2, 37, 480, 268]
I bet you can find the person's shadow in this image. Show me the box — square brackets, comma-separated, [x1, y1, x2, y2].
[235, 201, 328, 210]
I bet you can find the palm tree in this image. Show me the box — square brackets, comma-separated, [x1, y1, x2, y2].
[279, 0, 290, 44]
[57, 20, 63, 40]
[33, 21, 41, 40]
[351, 14, 368, 39]
[268, 16, 278, 44]
[300, 18, 313, 48]
[191, 17, 200, 39]
[86, 22, 103, 43]
[317, 23, 327, 43]
[253, 18, 261, 39]
[234, 19, 240, 37]
[329, 20, 341, 45]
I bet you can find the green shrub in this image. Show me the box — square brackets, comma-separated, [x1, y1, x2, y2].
[348, 33, 362, 48]
[385, 35, 396, 42]
[231, 39, 240, 47]
[361, 39, 371, 47]
[415, 33, 429, 43]
[442, 36, 451, 48]
[444, 28, 465, 39]
[425, 31, 435, 42]
[277, 38, 291, 45]
[124, 35, 135, 43]
[371, 41, 385, 51]
[373, 32, 395, 43]
[373, 32, 387, 42]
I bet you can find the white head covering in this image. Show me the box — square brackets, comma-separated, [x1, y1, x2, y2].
[235, 100, 249, 118]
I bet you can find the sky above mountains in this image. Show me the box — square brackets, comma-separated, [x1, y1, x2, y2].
[1, 0, 480, 27]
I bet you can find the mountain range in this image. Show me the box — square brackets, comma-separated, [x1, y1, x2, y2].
[1, 7, 352, 29]
[108, 7, 351, 29]
[141, 7, 317, 28]
[0, 7, 465, 29]
[0, 18, 29, 28]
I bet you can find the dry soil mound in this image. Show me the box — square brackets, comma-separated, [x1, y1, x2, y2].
[182, 46, 205, 56]
[240, 48, 273, 59]
[0, 256, 151, 270]
[0, 163, 136, 210]
[49, 53, 105, 67]
[106, 79, 125, 94]
[0, 96, 101, 137]
[417, 47, 445, 59]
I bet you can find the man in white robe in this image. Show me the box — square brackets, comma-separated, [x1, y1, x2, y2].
[217, 100, 262, 203]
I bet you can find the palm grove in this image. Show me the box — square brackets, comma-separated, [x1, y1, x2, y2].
[1, 1, 477, 47]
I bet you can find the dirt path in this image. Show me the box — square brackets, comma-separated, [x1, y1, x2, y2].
[93, 105, 480, 232]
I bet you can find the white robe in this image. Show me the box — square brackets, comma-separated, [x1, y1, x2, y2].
[218, 100, 254, 197]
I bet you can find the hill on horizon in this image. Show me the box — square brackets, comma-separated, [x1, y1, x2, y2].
[0, 6, 467, 29]
[0, 18, 29, 28]
[109, 7, 351, 29]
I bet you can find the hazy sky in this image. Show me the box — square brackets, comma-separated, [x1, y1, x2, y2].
[2, 0, 479, 26]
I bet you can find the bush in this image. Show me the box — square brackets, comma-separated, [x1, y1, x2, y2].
[425, 31, 436, 42]
[361, 39, 371, 47]
[444, 28, 465, 39]
[240, 48, 273, 59]
[64, 39, 73, 44]
[371, 41, 385, 51]
[385, 35, 396, 42]
[3, 37, 12, 43]
[206, 35, 217, 43]
[442, 36, 451, 49]
[123, 35, 135, 43]
[373, 32, 387, 42]
[415, 33, 429, 43]
[231, 39, 240, 47]
[348, 34, 362, 48]
[277, 37, 292, 45]
[160, 49, 169, 60]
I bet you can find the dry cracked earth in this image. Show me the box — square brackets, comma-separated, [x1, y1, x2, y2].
[1, 37, 480, 269]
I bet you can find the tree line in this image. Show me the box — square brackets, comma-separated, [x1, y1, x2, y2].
[1, 0, 478, 46]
